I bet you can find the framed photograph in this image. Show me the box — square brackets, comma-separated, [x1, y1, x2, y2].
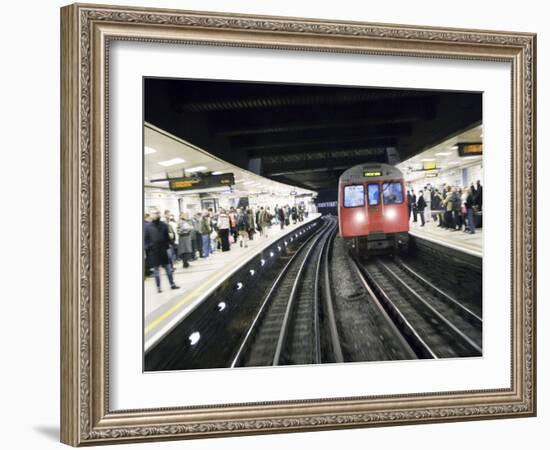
[60, 3, 536, 446]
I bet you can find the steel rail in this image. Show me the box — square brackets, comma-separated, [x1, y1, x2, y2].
[272, 221, 336, 365]
[322, 226, 345, 363]
[395, 259, 482, 323]
[379, 261, 482, 355]
[312, 223, 337, 363]
[351, 256, 435, 359]
[229, 220, 329, 368]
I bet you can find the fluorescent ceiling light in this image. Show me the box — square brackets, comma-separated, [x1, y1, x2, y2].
[448, 161, 460, 165]
[421, 158, 435, 162]
[211, 171, 223, 175]
[144, 146, 157, 155]
[186, 166, 207, 173]
[464, 156, 479, 159]
[242, 181, 255, 185]
[158, 158, 185, 167]
[435, 152, 451, 156]
[450, 145, 459, 150]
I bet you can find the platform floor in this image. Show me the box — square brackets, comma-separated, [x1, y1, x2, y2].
[408, 215, 482, 258]
[144, 213, 321, 350]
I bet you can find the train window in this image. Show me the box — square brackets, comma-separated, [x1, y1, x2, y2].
[367, 184, 380, 206]
[381, 182, 404, 204]
[343, 185, 365, 208]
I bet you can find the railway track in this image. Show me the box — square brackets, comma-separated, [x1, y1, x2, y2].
[353, 256, 482, 359]
[231, 218, 338, 367]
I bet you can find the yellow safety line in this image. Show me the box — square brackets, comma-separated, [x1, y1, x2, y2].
[145, 231, 286, 334]
[144, 268, 229, 334]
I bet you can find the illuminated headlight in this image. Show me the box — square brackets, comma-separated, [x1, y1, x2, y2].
[385, 209, 397, 220]
[188, 332, 200, 346]
[354, 211, 366, 223]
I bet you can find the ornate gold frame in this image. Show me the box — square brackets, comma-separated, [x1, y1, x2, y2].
[60, 3, 536, 446]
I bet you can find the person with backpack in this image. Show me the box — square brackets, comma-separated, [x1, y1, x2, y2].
[236, 207, 249, 248]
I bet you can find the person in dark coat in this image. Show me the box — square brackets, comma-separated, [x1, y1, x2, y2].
[144, 208, 180, 293]
[416, 190, 427, 226]
[473, 180, 483, 210]
[278, 206, 285, 230]
[464, 186, 476, 234]
[410, 189, 417, 222]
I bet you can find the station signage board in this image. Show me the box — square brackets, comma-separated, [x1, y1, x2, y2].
[363, 170, 382, 177]
[422, 161, 437, 170]
[458, 142, 483, 157]
[168, 173, 235, 191]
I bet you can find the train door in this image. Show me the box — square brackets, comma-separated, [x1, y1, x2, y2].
[366, 183, 384, 231]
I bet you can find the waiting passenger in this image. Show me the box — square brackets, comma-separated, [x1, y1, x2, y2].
[246, 207, 255, 240]
[443, 186, 454, 229]
[452, 187, 462, 230]
[198, 211, 212, 258]
[431, 189, 444, 226]
[278, 206, 285, 230]
[177, 213, 194, 268]
[144, 208, 180, 293]
[237, 208, 249, 248]
[416, 190, 426, 226]
[464, 186, 476, 234]
[228, 207, 238, 244]
[410, 189, 417, 222]
[259, 207, 271, 238]
[473, 180, 483, 210]
[217, 208, 231, 252]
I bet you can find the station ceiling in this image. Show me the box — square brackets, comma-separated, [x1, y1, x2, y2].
[144, 78, 482, 191]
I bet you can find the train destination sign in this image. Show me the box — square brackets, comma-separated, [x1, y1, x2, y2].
[363, 170, 382, 177]
[458, 142, 483, 157]
[168, 173, 235, 191]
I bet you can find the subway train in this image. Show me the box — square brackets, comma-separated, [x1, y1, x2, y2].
[338, 163, 410, 256]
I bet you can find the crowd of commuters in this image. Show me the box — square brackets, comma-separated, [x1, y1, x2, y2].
[144, 204, 308, 292]
[406, 179, 482, 234]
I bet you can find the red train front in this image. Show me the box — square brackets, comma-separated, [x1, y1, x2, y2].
[338, 163, 410, 255]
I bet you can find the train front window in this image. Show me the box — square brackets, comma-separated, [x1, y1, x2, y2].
[343, 185, 365, 208]
[367, 184, 380, 206]
[381, 182, 404, 205]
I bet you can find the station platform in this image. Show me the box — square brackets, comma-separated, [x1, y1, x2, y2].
[144, 213, 322, 351]
[408, 217, 482, 258]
